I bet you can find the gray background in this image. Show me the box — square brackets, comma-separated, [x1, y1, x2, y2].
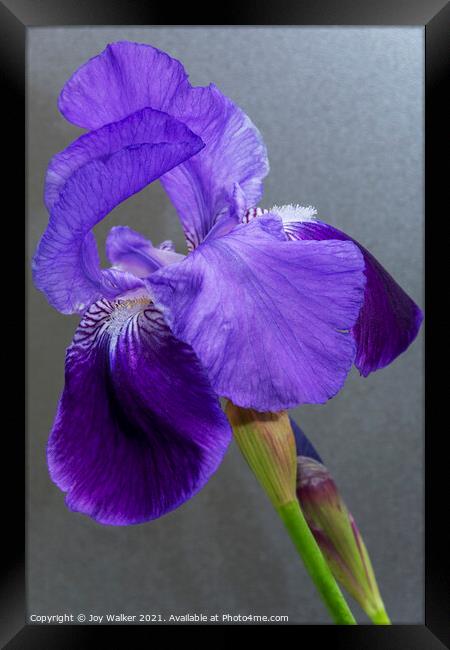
[27, 27, 424, 624]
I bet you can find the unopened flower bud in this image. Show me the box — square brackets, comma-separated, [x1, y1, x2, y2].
[294, 423, 389, 624]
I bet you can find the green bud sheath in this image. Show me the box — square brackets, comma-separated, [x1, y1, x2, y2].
[225, 404, 297, 508]
[226, 403, 357, 625]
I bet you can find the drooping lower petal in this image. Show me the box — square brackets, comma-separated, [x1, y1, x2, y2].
[48, 294, 231, 525]
[276, 212, 423, 376]
[148, 215, 366, 411]
[57, 41, 269, 250]
[33, 112, 203, 315]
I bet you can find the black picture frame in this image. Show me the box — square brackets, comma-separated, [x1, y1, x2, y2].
[5, 0, 448, 645]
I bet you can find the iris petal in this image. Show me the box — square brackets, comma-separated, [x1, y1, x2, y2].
[57, 41, 269, 249]
[281, 217, 423, 376]
[148, 215, 366, 411]
[48, 295, 232, 525]
[160, 84, 268, 249]
[34, 109, 203, 314]
[106, 226, 184, 278]
[45, 106, 204, 211]
[59, 41, 190, 129]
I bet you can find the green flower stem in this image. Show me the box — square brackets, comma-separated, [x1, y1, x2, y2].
[276, 499, 357, 625]
[225, 403, 357, 625]
[370, 608, 391, 625]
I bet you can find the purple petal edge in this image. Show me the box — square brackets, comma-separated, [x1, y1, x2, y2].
[283, 218, 423, 376]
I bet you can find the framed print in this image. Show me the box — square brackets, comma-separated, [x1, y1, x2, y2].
[3, 0, 448, 645]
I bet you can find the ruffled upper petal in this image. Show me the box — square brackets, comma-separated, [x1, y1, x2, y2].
[106, 226, 184, 278]
[278, 214, 423, 376]
[58, 41, 269, 250]
[33, 109, 203, 314]
[160, 85, 269, 250]
[44, 107, 203, 211]
[48, 293, 232, 525]
[58, 42, 190, 129]
[148, 215, 366, 411]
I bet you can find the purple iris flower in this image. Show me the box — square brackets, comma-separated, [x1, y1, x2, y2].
[33, 42, 422, 526]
